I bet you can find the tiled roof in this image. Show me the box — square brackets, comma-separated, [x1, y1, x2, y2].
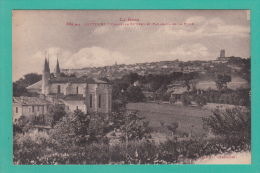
[26, 80, 42, 90]
[26, 77, 109, 90]
[49, 77, 108, 84]
[63, 94, 85, 101]
[13, 96, 51, 106]
[171, 87, 187, 94]
[93, 78, 109, 84]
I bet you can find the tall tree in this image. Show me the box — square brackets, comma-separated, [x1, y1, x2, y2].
[126, 85, 145, 102]
[215, 74, 231, 90]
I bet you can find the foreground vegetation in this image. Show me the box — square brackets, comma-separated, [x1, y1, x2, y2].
[13, 136, 250, 165]
[13, 106, 251, 164]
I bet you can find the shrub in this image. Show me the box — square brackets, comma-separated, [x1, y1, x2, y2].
[203, 107, 251, 141]
[120, 110, 151, 142]
[195, 95, 207, 108]
[181, 92, 191, 106]
[48, 104, 67, 127]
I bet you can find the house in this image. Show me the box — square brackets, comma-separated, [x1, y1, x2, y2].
[170, 87, 187, 102]
[15, 56, 112, 122]
[13, 96, 52, 123]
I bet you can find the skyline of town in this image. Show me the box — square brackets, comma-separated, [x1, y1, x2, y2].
[12, 10, 250, 81]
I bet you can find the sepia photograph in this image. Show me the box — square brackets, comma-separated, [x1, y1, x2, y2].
[12, 10, 251, 165]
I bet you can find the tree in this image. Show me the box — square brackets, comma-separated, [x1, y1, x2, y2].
[50, 109, 95, 146]
[215, 74, 231, 90]
[15, 73, 42, 87]
[156, 85, 168, 100]
[120, 110, 151, 142]
[181, 92, 191, 107]
[48, 104, 67, 127]
[13, 73, 42, 96]
[13, 82, 28, 97]
[167, 122, 179, 136]
[126, 85, 145, 102]
[72, 109, 94, 145]
[203, 107, 251, 140]
[122, 73, 139, 84]
[194, 95, 207, 108]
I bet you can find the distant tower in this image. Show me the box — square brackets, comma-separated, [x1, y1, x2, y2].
[42, 52, 50, 95]
[54, 53, 61, 78]
[220, 50, 225, 57]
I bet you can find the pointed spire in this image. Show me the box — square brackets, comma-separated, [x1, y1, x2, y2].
[55, 53, 60, 74]
[43, 58, 49, 72]
[47, 53, 50, 72]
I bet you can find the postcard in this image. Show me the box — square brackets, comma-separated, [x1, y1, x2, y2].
[12, 10, 251, 165]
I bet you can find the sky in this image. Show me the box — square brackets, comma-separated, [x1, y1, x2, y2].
[12, 10, 251, 81]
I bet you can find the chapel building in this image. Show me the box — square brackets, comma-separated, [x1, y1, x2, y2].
[25, 57, 112, 115]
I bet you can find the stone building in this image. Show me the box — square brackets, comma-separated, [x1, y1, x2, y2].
[20, 57, 112, 120]
[13, 96, 51, 123]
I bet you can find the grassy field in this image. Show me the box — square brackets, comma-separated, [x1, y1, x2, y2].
[197, 77, 250, 90]
[127, 103, 213, 137]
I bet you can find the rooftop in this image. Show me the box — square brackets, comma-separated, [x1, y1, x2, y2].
[26, 77, 109, 90]
[26, 80, 42, 90]
[13, 96, 51, 106]
[49, 77, 108, 84]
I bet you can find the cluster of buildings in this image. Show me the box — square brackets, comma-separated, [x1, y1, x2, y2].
[213, 50, 241, 64]
[13, 57, 112, 124]
[62, 60, 181, 80]
[62, 50, 244, 80]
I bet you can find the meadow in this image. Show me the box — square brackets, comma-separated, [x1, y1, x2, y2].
[127, 102, 213, 137]
[197, 77, 249, 90]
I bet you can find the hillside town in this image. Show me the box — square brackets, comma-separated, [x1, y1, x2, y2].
[61, 50, 248, 81]
[12, 10, 251, 165]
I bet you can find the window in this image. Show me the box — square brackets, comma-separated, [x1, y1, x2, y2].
[16, 107, 18, 113]
[90, 94, 92, 108]
[43, 106, 44, 113]
[57, 85, 61, 93]
[32, 106, 34, 112]
[99, 94, 101, 108]
[76, 106, 78, 110]
[29, 108, 31, 112]
[76, 86, 79, 94]
[37, 106, 39, 111]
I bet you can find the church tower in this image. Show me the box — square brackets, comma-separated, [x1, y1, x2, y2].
[42, 55, 50, 95]
[54, 53, 61, 78]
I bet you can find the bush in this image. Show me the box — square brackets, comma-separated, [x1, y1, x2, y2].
[195, 95, 207, 108]
[181, 92, 191, 106]
[48, 104, 67, 127]
[203, 107, 251, 141]
[13, 134, 251, 164]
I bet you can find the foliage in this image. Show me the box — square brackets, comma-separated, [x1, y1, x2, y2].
[215, 74, 231, 90]
[13, 73, 42, 96]
[13, 82, 28, 97]
[155, 85, 168, 100]
[13, 124, 23, 135]
[126, 85, 145, 102]
[49, 109, 109, 146]
[167, 122, 179, 136]
[203, 107, 251, 140]
[13, 135, 251, 165]
[120, 110, 151, 142]
[201, 88, 250, 106]
[181, 92, 191, 106]
[48, 104, 67, 127]
[194, 94, 207, 108]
